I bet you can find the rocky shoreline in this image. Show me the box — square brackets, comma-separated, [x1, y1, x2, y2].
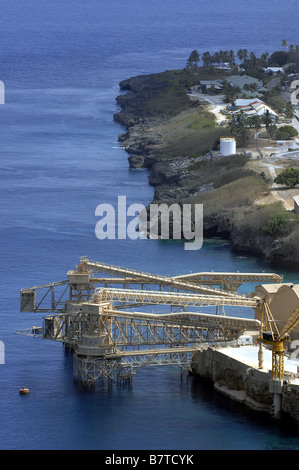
[113, 72, 299, 266]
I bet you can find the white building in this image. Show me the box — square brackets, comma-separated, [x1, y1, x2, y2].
[233, 98, 278, 118]
[294, 195, 299, 214]
[264, 67, 284, 74]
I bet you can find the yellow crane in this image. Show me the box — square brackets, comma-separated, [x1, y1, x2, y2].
[258, 301, 299, 380]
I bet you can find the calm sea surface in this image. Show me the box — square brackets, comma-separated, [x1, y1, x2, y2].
[1, 0, 299, 450]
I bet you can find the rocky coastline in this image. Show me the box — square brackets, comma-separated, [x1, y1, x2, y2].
[113, 72, 299, 266]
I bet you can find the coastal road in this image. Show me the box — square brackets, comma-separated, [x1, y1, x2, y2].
[267, 77, 281, 90]
[188, 89, 227, 123]
[291, 112, 299, 134]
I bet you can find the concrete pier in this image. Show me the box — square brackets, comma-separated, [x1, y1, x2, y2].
[191, 344, 299, 424]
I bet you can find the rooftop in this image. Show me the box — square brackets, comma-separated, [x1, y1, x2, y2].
[235, 98, 264, 107]
[227, 74, 263, 89]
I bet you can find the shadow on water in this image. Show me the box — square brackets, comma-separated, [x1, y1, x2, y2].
[190, 375, 299, 449]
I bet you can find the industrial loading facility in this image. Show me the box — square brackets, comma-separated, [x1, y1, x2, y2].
[17, 257, 299, 425]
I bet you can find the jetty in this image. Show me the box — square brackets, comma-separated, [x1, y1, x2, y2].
[16, 256, 299, 423]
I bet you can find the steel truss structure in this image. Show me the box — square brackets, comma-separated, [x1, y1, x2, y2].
[17, 257, 280, 385]
[35, 303, 260, 384]
[20, 256, 282, 314]
[42, 308, 259, 346]
[73, 348, 196, 384]
[94, 287, 258, 309]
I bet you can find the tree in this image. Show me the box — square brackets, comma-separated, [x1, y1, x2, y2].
[270, 50, 289, 66]
[222, 81, 241, 102]
[282, 39, 288, 50]
[246, 115, 262, 130]
[228, 50, 235, 66]
[237, 48, 248, 63]
[249, 51, 257, 67]
[243, 49, 248, 62]
[274, 167, 299, 188]
[276, 125, 298, 140]
[243, 83, 259, 92]
[202, 51, 212, 68]
[229, 111, 251, 146]
[262, 109, 273, 141]
[237, 49, 244, 62]
[186, 50, 200, 70]
[260, 52, 269, 66]
[284, 102, 294, 119]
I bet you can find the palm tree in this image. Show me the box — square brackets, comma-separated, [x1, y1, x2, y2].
[233, 111, 251, 145]
[246, 115, 262, 129]
[228, 114, 237, 134]
[249, 52, 257, 67]
[262, 109, 273, 141]
[247, 115, 262, 150]
[238, 124, 251, 146]
[228, 50, 235, 66]
[285, 102, 294, 119]
[186, 50, 200, 70]
[260, 52, 269, 66]
[237, 49, 244, 62]
[202, 51, 212, 68]
[237, 48, 250, 65]
[282, 39, 288, 50]
[228, 111, 250, 145]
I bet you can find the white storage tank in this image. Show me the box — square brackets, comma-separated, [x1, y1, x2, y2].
[220, 137, 236, 156]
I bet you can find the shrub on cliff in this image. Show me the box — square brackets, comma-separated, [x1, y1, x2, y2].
[284, 227, 299, 259]
[189, 175, 267, 217]
[262, 212, 288, 235]
[235, 202, 299, 237]
[274, 167, 299, 188]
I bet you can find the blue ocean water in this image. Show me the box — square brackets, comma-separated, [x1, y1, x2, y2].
[0, 0, 299, 450]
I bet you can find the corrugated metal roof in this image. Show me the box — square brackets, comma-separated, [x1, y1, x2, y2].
[227, 74, 262, 88]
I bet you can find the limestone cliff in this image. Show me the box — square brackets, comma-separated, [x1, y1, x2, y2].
[113, 71, 299, 266]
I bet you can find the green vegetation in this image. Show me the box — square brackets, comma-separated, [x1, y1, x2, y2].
[161, 126, 230, 159]
[190, 43, 299, 74]
[118, 69, 202, 120]
[235, 202, 299, 238]
[187, 154, 257, 190]
[183, 155, 267, 218]
[152, 108, 230, 159]
[116, 42, 299, 262]
[274, 168, 299, 188]
[186, 50, 200, 70]
[275, 125, 298, 140]
[228, 112, 251, 145]
[187, 175, 267, 218]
